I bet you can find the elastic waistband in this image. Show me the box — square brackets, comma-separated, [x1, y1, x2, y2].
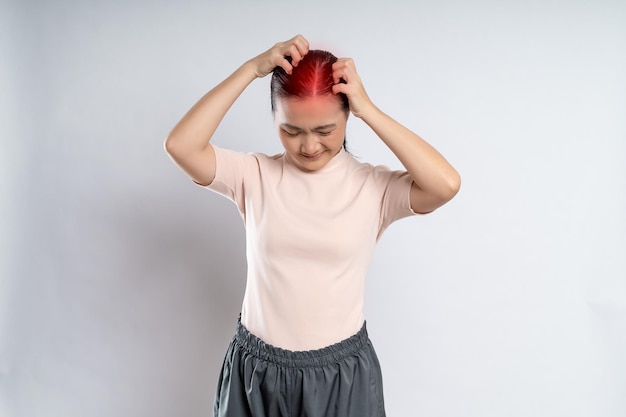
[233, 316, 370, 368]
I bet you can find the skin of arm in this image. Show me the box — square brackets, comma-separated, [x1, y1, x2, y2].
[331, 59, 461, 214]
[164, 35, 310, 186]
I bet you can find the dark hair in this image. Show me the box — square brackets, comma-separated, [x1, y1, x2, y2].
[270, 50, 349, 150]
[270, 50, 349, 113]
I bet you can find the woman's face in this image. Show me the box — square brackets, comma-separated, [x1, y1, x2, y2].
[274, 95, 348, 172]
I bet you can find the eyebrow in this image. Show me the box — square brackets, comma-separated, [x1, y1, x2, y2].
[281, 123, 337, 132]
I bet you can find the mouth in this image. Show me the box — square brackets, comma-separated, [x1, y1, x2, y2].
[301, 151, 326, 161]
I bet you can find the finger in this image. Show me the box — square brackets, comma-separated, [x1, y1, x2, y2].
[338, 58, 354, 68]
[333, 59, 355, 75]
[279, 57, 294, 74]
[332, 62, 349, 84]
[332, 68, 347, 85]
[332, 64, 342, 83]
[286, 45, 303, 67]
[331, 61, 343, 73]
[333, 58, 351, 68]
[332, 83, 348, 96]
[292, 34, 309, 58]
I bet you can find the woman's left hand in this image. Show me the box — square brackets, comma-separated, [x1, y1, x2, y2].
[332, 59, 461, 214]
[331, 58, 376, 119]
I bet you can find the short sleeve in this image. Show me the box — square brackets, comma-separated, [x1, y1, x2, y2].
[375, 167, 417, 237]
[205, 145, 259, 215]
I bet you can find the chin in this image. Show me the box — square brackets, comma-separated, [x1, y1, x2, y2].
[296, 156, 328, 172]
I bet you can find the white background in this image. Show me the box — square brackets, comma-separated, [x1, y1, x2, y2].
[2, 0, 625, 416]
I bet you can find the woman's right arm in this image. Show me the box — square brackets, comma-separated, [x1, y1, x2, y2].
[164, 35, 309, 186]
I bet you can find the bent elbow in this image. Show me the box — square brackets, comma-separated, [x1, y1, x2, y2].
[440, 171, 461, 203]
[164, 134, 190, 161]
[164, 135, 177, 156]
[449, 171, 461, 197]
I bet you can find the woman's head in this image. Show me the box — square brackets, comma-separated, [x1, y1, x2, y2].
[271, 50, 350, 172]
[270, 50, 349, 114]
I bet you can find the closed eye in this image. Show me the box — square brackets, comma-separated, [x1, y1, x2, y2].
[318, 131, 333, 136]
[282, 129, 300, 137]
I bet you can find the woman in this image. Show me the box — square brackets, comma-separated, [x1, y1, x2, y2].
[165, 34, 460, 417]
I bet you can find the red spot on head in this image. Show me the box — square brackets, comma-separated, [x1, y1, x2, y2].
[271, 50, 349, 113]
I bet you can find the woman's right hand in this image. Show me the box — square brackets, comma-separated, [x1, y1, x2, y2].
[249, 35, 310, 78]
[165, 35, 309, 187]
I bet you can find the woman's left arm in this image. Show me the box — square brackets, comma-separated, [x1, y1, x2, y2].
[332, 58, 461, 214]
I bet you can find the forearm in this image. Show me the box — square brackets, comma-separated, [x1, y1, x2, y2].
[165, 60, 258, 154]
[361, 106, 461, 199]
[164, 36, 308, 186]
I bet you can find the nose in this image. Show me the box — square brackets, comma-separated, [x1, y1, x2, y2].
[300, 134, 318, 155]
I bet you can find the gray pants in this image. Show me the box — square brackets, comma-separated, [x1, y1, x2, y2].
[214, 316, 386, 417]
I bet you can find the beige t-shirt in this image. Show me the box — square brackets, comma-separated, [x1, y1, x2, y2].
[207, 145, 416, 351]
